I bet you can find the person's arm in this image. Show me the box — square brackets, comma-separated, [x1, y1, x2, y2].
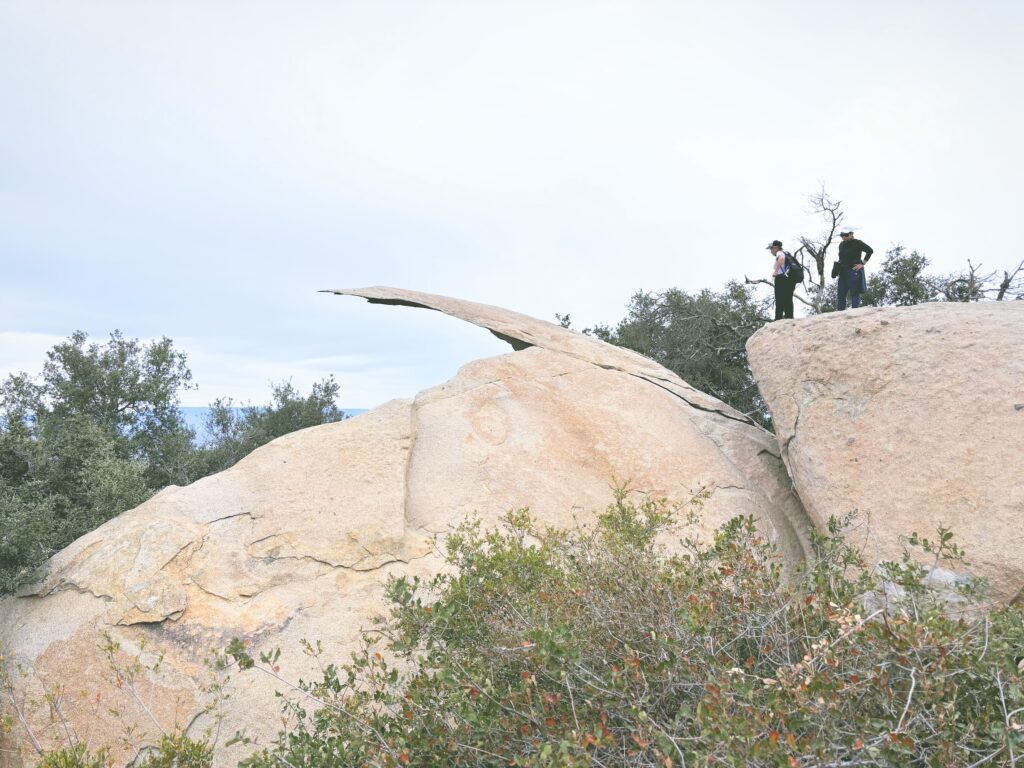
[861, 241, 874, 262]
[774, 253, 785, 275]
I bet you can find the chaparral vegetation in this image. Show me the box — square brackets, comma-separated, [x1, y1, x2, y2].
[223, 491, 1024, 768]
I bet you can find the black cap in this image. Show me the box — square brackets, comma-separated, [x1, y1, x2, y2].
[765, 240, 783, 249]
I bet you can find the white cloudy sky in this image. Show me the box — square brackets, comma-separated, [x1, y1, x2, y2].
[2, 1, 1022, 408]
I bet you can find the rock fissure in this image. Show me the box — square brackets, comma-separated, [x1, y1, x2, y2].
[206, 510, 258, 526]
[622, 371, 755, 427]
[257, 550, 431, 572]
[161, 540, 200, 574]
[188, 579, 235, 602]
[45, 581, 116, 602]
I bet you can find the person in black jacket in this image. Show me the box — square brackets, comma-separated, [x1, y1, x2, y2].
[836, 228, 873, 310]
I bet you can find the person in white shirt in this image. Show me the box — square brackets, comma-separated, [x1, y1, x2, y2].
[767, 239, 794, 320]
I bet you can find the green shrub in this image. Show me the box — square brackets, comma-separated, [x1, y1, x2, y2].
[0, 330, 344, 595]
[136, 733, 213, 768]
[234, 490, 1024, 767]
[37, 744, 109, 768]
[34, 734, 211, 768]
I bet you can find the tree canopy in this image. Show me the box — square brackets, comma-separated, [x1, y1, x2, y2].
[0, 332, 343, 594]
[591, 281, 771, 426]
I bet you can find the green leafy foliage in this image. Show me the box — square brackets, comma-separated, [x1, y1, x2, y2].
[196, 378, 344, 475]
[36, 744, 110, 768]
[33, 734, 212, 768]
[0, 331, 343, 594]
[592, 282, 771, 425]
[0, 331, 186, 593]
[868, 246, 943, 307]
[236, 493, 1024, 767]
[136, 734, 214, 768]
[814, 246, 943, 314]
[815, 245, 1024, 314]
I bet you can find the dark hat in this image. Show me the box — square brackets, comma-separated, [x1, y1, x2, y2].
[765, 239, 783, 249]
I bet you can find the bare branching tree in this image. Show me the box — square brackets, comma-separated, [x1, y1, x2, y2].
[744, 185, 843, 313]
[741, 274, 817, 309]
[994, 259, 1024, 301]
[795, 186, 844, 313]
[943, 260, 994, 302]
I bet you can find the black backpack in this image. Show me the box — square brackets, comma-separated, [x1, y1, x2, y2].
[784, 252, 805, 283]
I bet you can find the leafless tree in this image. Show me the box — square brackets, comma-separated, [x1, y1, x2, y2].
[794, 186, 844, 312]
[994, 259, 1024, 301]
[945, 260, 993, 302]
[941, 259, 1024, 302]
[741, 273, 817, 309]
[744, 185, 844, 312]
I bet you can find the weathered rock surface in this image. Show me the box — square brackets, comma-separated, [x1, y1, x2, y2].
[1, 288, 811, 767]
[747, 301, 1024, 605]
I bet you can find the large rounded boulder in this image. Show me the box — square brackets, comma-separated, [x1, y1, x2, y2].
[1, 288, 811, 767]
[747, 301, 1024, 605]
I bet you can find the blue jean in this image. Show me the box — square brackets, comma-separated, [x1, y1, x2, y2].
[837, 266, 866, 310]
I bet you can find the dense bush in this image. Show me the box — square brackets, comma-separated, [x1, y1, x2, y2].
[591, 282, 771, 425]
[196, 378, 344, 475]
[234, 492, 1024, 767]
[33, 734, 212, 768]
[36, 744, 109, 768]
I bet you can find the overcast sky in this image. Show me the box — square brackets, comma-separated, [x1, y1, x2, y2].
[2, 1, 1022, 408]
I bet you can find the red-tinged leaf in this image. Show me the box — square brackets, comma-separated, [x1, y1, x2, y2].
[805, 594, 815, 605]
[745, 655, 755, 668]
[399, 749, 410, 764]
[545, 718, 556, 728]
[769, 731, 779, 745]
[521, 671, 531, 680]
[374, 652, 382, 661]
[786, 733, 796, 748]
[853, 738, 864, 750]
[850, 674, 859, 684]
[632, 734, 649, 748]
[788, 758, 797, 767]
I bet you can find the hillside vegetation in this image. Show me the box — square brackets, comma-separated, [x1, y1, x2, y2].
[0, 331, 342, 593]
